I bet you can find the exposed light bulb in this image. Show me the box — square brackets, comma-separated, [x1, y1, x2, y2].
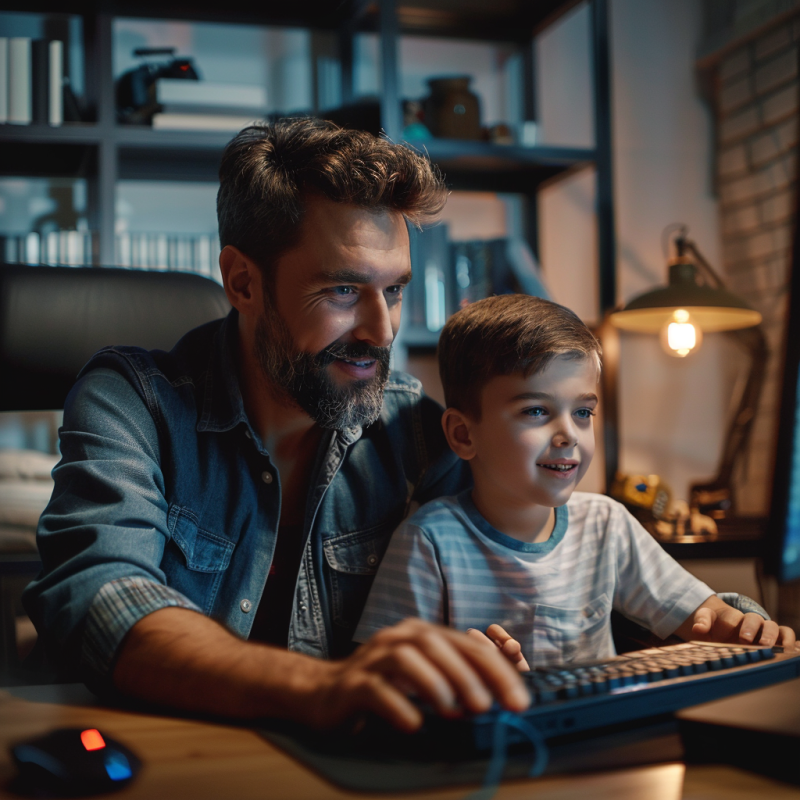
[660, 309, 702, 357]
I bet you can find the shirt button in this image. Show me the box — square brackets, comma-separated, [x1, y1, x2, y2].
[240, 599, 252, 613]
[367, 554, 378, 566]
[261, 471, 273, 484]
[245, 430, 252, 439]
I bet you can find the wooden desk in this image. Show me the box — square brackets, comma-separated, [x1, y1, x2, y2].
[0, 684, 795, 800]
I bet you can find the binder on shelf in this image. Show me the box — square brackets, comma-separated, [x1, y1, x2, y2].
[405, 223, 453, 347]
[32, 40, 63, 126]
[452, 240, 491, 310]
[8, 37, 32, 125]
[0, 39, 8, 124]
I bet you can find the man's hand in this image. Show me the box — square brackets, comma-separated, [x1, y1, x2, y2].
[466, 624, 530, 672]
[675, 596, 797, 649]
[306, 618, 530, 732]
[114, 610, 528, 734]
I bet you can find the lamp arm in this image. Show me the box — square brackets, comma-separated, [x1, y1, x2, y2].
[689, 324, 768, 514]
[681, 239, 726, 290]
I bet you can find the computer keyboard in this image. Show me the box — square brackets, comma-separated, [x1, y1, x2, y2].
[419, 641, 800, 754]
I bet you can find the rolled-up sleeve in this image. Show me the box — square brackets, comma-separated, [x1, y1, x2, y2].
[82, 576, 201, 680]
[22, 367, 194, 684]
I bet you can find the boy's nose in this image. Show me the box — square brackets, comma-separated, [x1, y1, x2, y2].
[552, 422, 578, 447]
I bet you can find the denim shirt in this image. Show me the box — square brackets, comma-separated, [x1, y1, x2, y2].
[23, 310, 469, 684]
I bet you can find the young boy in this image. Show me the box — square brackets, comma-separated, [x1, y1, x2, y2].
[355, 294, 796, 669]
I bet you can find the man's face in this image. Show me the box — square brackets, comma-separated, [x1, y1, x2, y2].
[467, 355, 599, 511]
[254, 195, 411, 430]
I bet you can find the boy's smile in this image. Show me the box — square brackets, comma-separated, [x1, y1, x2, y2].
[451, 355, 599, 542]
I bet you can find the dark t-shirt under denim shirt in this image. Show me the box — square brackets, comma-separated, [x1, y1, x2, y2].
[23, 309, 469, 688]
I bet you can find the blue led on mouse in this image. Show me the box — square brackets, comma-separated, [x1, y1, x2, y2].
[11, 727, 141, 795]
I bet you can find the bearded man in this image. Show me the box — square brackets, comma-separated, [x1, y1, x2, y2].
[24, 119, 528, 731]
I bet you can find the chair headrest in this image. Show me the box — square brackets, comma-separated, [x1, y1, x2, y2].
[0, 265, 231, 412]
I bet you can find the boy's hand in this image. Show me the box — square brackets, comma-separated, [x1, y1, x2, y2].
[676, 596, 798, 649]
[466, 624, 531, 672]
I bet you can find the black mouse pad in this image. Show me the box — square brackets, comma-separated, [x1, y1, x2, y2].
[257, 716, 683, 793]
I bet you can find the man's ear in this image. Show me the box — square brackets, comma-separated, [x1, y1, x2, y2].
[442, 407, 476, 461]
[219, 245, 262, 314]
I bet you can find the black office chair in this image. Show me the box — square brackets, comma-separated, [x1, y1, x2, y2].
[0, 264, 230, 683]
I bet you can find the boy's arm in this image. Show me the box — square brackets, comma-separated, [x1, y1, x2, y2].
[673, 594, 797, 648]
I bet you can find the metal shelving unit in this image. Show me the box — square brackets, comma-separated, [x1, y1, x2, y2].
[1, 0, 615, 309]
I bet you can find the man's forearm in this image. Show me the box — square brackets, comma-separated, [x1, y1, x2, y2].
[113, 607, 327, 721]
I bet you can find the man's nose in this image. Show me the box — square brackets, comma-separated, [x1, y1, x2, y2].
[352, 293, 395, 348]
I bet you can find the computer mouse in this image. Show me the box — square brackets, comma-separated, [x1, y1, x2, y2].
[11, 727, 141, 796]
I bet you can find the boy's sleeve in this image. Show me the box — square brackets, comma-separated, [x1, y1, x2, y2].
[611, 504, 715, 639]
[353, 517, 446, 643]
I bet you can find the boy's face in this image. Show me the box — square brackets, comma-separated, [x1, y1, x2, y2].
[464, 355, 598, 511]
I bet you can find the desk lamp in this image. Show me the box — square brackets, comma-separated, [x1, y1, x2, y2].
[608, 226, 766, 519]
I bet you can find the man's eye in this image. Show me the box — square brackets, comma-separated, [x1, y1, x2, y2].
[331, 286, 355, 296]
[386, 284, 404, 295]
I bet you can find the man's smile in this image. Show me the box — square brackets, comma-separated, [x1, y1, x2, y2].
[333, 356, 379, 379]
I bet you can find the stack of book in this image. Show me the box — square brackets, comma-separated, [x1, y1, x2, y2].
[0, 37, 65, 126]
[146, 78, 267, 132]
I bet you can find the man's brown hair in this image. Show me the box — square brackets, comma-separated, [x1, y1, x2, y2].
[217, 117, 447, 277]
[438, 294, 602, 418]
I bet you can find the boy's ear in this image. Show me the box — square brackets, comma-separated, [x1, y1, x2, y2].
[219, 245, 263, 314]
[442, 407, 476, 461]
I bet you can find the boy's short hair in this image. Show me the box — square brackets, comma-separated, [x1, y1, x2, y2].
[437, 294, 602, 418]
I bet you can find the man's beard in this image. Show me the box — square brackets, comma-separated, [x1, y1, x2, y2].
[253, 302, 391, 431]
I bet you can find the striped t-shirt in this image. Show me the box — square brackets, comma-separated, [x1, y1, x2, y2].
[355, 490, 714, 666]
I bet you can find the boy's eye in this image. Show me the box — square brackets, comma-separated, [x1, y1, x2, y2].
[575, 408, 596, 419]
[523, 407, 547, 417]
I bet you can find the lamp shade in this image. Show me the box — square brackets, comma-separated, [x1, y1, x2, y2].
[609, 260, 762, 333]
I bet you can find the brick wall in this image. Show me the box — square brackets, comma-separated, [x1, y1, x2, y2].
[700, 3, 799, 516]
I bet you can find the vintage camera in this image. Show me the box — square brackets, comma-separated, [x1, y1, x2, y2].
[116, 48, 200, 123]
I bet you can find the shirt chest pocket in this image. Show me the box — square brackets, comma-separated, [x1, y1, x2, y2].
[322, 519, 398, 635]
[532, 593, 612, 665]
[161, 505, 234, 615]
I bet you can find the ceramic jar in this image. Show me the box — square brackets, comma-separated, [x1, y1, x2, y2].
[422, 76, 481, 140]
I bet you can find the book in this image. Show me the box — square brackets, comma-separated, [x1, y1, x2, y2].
[151, 112, 262, 131]
[49, 40, 63, 126]
[32, 40, 64, 125]
[152, 79, 267, 110]
[8, 37, 32, 125]
[155, 102, 269, 117]
[0, 39, 7, 124]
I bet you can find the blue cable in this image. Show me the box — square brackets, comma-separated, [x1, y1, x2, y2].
[465, 711, 549, 800]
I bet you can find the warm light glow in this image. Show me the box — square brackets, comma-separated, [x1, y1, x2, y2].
[667, 322, 696, 354]
[660, 309, 702, 357]
[80, 729, 106, 751]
